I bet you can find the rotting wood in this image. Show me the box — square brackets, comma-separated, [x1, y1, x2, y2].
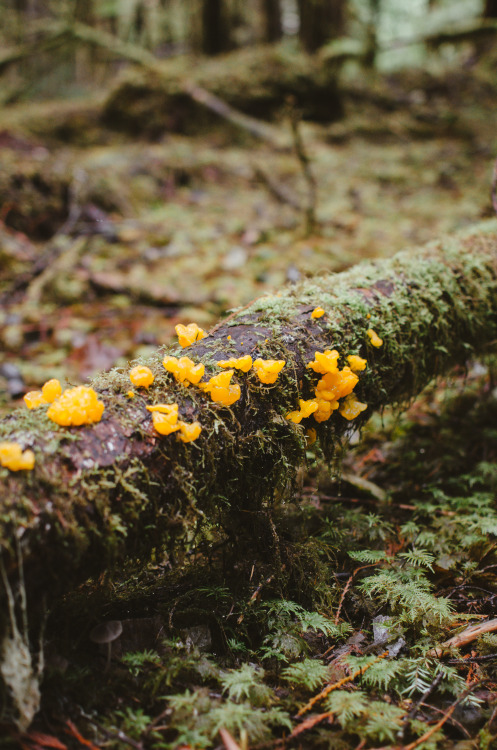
[2, 220, 497, 631]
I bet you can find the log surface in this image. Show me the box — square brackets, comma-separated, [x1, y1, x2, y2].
[2, 220, 497, 610]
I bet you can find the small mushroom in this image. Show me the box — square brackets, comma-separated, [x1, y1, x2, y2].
[89, 620, 123, 672]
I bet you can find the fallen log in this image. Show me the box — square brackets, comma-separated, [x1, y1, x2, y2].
[2, 220, 497, 625]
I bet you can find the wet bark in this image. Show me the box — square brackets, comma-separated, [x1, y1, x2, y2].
[1, 220, 497, 626]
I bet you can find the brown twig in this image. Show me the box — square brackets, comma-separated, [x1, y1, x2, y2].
[297, 651, 389, 717]
[334, 564, 377, 626]
[287, 100, 317, 236]
[427, 617, 497, 657]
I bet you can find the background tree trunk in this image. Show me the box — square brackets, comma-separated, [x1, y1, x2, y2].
[484, 0, 497, 18]
[262, 0, 282, 42]
[297, 0, 345, 53]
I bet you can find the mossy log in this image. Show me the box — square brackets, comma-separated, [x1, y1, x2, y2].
[2, 221, 497, 621]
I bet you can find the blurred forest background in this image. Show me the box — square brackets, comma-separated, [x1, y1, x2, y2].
[1, 0, 497, 402]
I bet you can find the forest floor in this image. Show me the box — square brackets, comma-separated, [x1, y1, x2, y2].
[1, 47, 497, 749]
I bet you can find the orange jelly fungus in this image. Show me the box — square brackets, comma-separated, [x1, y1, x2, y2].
[311, 307, 325, 319]
[252, 359, 286, 384]
[0, 442, 35, 471]
[307, 350, 340, 375]
[149, 404, 179, 435]
[367, 329, 383, 347]
[201, 370, 241, 406]
[24, 378, 62, 408]
[163, 356, 205, 385]
[313, 398, 339, 423]
[286, 398, 319, 424]
[151, 411, 180, 435]
[339, 393, 368, 420]
[127, 391, 135, 398]
[177, 421, 202, 442]
[47, 386, 105, 426]
[315, 367, 358, 402]
[129, 365, 155, 389]
[24, 391, 45, 409]
[217, 355, 252, 372]
[41, 379, 62, 402]
[176, 323, 206, 348]
[347, 355, 367, 372]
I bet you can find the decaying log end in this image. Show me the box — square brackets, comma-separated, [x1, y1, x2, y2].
[1, 219, 497, 627]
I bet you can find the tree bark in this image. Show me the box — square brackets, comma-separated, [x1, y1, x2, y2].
[2, 220, 497, 622]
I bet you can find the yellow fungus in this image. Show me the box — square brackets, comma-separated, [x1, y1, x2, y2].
[339, 394, 368, 420]
[176, 323, 206, 348]
[127, 391, 135, 398]
[217, 355, 252, 373]
[163, 356, 205, 385]
[129, 365, 155, 389]
[227, 335, 231, 340]
[367, 329, 383, 347]
[0, 442, 35, 471]
[24, 390, 45, 409]
[313, 398, 339, 423]
[47, 386, 105, 426]
[25, 379, 63, 409]
[146, 403, 179, 416]
[315, 367, 359, 402]
[210, 384, 241, 406]
[177, 421, 202, 442]
[252, 358, 286, 384]
[347, 355, 367, 372]
[151, 411, 180, 435]
[306, 428, 317, 445]
[207, 370, 234, 388]
[307, 350, 340, 375]
[311, 307, 325, 319]
[366, 313, 371, 319]
[286, 398, 319, 424]
[41, 378, 62, 403]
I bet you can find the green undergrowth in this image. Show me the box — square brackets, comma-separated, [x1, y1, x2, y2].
[20, 365, 497, 750]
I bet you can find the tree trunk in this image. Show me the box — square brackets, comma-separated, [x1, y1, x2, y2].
[484, 0, 497, 18]
[190, 0, 232, 55]
[262, 0, 282, 43]
[297, 0, 345, 53]
[2, 220, 497, 625]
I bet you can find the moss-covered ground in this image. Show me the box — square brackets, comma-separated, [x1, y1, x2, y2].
[1, 43, 497, 750]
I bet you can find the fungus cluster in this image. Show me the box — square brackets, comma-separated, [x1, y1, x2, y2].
[24, 378, 62, 409]
[47, 386, 105, 426]
[199, 370, 241, 406]
[24, 378, 105, 427]
[146, 403, 201, 442]
[175, 322, 206, 348]
[129, 365, 154, 389]
[163, 356, 205, 385]
[252, 359, 286, 384]
[217, 355, 252, 372]
[286, 347, 368, 426]
[0, 442, 35, 471]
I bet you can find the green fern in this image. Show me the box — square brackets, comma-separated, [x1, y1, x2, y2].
[208, 702, 292, 742]
[281, 658, 329, 691]
[220, 664, 273, 706]
[324, 689, 369, 722]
